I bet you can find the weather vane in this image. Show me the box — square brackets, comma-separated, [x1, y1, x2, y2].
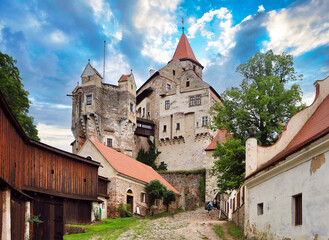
[182, 17, 184, 34]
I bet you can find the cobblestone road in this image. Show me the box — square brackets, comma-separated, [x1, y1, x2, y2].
[117, 208, 232, 240]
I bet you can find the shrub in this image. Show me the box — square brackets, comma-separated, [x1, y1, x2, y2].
[118, 203, 131, 218]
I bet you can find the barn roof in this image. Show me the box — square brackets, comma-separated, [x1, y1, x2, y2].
[89, 137, 179, 194]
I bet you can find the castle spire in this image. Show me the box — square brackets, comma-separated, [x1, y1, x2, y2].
[182, 17, 184, 34]
[171, 28, 201, 67]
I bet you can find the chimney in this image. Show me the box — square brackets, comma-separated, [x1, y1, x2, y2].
[149, 69, 155, 77]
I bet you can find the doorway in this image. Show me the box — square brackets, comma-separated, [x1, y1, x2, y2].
[126, 189, 134, 214]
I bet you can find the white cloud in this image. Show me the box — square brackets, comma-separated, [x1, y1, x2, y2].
[37, 123, 73, 152]
[257, 5, 265, 12]
[50, 30, 69, 44]
[188, 8, 242, 58]
[262, 0, 329, 56]
[92, 43, 130, 84]
[133, 0, 182, 63]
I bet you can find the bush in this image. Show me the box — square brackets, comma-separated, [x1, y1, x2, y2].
[118, 203, 131, 218]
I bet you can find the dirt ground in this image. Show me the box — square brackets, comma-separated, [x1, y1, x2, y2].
[117, 208, 233, 240]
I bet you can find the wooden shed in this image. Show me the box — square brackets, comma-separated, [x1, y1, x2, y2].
[0, 90, 100, 239]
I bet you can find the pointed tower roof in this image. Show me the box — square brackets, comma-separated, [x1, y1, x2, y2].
[172, 33, 202, 67]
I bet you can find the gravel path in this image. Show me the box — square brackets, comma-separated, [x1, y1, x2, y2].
[118, 208, 231, 240]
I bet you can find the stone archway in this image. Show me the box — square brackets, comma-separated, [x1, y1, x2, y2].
[126, 189, 134, 214]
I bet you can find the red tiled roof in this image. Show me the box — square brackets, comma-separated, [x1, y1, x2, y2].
[246, 95, 329, 180]
[119, 74, 130, 82]
[89, 137, 179, 194]
[172, 33, 200, 65]
[205, 130, 227, 151]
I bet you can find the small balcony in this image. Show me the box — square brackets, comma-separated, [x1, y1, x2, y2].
[134, 117, 155, 137]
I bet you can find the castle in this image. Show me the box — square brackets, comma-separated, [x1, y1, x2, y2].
[71, 32, 221, 173]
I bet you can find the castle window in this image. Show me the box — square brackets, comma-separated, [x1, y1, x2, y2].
[142, 108, 145, 117]
[173, 70, 175, 76]
[212, 97, 216, 106]
[189, 96, 195, 106]
[141, 192, 146, 203]
[202, 116, 208, 127]
[293, 193, 302, 225]
[107, 138, 113, 148]
[130, 103, 134, 113]
[163, 125, 167, 132]
[86, 94, 92, 105]
[257, 203, 264, 215]
[193, 65, 196, 71]
[195, 95, 201, 105]
[165, 100, 170, 110]
[196, 122, 199, 128]
[166, 83, 171, 92]
[186, 81, 190, 87]
[176, 123, 180, 130]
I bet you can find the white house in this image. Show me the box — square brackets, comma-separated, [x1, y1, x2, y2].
[244, 76, 329, 239]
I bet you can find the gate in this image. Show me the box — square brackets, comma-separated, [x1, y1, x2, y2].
[32, 196, 64, 240]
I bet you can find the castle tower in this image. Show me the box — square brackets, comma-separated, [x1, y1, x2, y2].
[135, 32, 221, 170]
[71, 62, 137, 157]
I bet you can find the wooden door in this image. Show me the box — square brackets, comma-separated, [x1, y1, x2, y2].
[11, 194, 26, 240]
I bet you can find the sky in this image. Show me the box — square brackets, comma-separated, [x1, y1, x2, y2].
[1, 0, 329, 152]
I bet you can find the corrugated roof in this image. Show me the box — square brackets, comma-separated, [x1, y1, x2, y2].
[205, 130, 227, 151]
[246, 94, 329, 180]
[172, 33, 200, 65]
[89, 137, 180, 194]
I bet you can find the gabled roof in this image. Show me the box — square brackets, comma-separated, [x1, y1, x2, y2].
[172, 33, 202, 67]
[119, 74, 130, 82]
[89, 137, 179, 194]
[245, 94, 329, 180]
[205, 130, 227, 151]
[81, 62, 103, 79]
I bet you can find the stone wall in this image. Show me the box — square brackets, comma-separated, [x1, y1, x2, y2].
[160, 170, 205, 210]
[232, 204, 244, 230]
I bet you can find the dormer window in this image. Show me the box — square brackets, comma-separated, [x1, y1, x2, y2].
[86, 94, 92, 105]
[166, 83, 171, 92]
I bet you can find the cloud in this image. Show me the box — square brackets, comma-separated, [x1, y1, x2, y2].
[257, 5, 265, 12]
[50, 30, 69, 44]
[262, 0, 329, 56]
[133, 0, 181, 63]
[37, 123, 73, 152]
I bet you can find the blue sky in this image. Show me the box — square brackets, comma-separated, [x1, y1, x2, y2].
[1, 0, 329, 152]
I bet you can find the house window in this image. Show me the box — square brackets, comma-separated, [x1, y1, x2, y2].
[176, 123, 180, 130]
[166, 83, 171, 92]
[163, 125, 167, 132]
[130, 103, 134, 113]
[141, 192, 146, 203]
[86, 94, 92, 105]
[189, 96, 195, 106]
[202, 116, 208, 126]
[293, 194, 302, 225]
[195, 95, 201, 105]
[173, 70, 175, 76]
[107, 138, 113, 148]
[257, 203, 264, 215]
[186, 81, 190, 87]
[165, 100, 170, 110]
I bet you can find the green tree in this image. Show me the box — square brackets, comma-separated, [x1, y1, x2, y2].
[137, 142, 167, 170]
[211, 50, 305, 193]
[147, 180, 167, 209]
[163, 190, 176, 212]
[0, 52, 39, 140]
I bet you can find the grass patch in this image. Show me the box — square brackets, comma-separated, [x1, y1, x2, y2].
[64, 217, 139, 240]
[145, 210, 184, 220]
[225, 221, 244, 240]
[213, 225, 228, 240]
